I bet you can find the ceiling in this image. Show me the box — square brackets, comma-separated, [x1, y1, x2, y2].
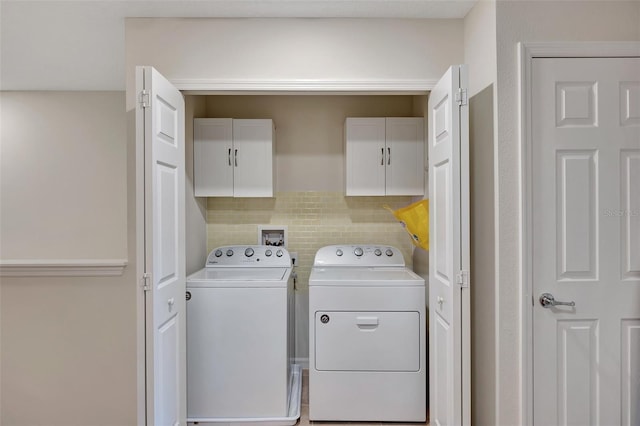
[0, 0, 476, 91]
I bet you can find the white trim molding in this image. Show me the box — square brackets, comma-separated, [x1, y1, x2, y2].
[521, 41, 640, 60]
[0, 259, 128, 277]
[174, 78, 437, 94]
[518, 41, 640, 426]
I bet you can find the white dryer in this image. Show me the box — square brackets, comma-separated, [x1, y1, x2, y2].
[308, 245, 426, 422]
[186, 245, 301, 426]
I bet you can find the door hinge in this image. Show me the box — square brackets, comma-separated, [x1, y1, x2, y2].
[455, 88, 468, 106]
[457, 270, 469, 288]
[142, 273, 152, 291]
[139, 90, 150, 109]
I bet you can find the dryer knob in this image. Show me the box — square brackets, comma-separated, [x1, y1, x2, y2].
[276, 249, 283, 257]
[214, 250, 223, 257]
[354, 247, 364, 257]
[385, 249, 394, 257]
[265, 249, 272, 257]
[226, 249, 234, 257]
[374, 248, 382, 256]
[244, 248, 254, 258]
[336, 249, 343, 257]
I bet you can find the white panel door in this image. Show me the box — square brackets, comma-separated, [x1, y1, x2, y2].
[385, 117, 425, 196]
[137, 66, 186, 426]
[345, 117, 386, 196]
[193, 118, 233, 197]
[532, 57, 640, 425]
[428, 65, 471, 426]
[232, 119, 274, 198]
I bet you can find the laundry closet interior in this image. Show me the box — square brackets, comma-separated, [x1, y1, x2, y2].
[180, 89, 436, 424]
[184, 91, 430, 361]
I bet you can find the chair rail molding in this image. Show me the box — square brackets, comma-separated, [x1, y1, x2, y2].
[0, 259, 128, 277]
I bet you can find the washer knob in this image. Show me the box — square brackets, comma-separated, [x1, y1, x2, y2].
[226, 249, 234, 257]
[214, 249, 223, 257]
[244, 248, 254, 258]
[265, 249, 272, 257]
[354, 247, 364, 257]
[374, 248, 382, 256]
[385, 249, 394, 257]
[336, 249, 343, 257]
[276, 249, 283, 257]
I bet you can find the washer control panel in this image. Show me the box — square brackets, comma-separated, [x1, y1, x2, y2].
[206, 245, 290, 267]
[313, 245, 405, 267]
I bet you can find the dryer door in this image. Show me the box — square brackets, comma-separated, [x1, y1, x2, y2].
[314, 311, 420, 372]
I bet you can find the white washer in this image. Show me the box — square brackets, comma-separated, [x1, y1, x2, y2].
[308, 245, 426, 422]
[186, 245, 301, 426]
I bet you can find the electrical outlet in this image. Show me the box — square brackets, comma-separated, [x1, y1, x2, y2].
[291, 252, 298, 266]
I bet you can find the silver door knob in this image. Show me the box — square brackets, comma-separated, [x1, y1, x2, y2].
[539, 293, 575, 308]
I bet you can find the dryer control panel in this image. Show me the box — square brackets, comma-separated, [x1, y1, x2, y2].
[313, 245, 405, 267]
[206, 245, 291, 267]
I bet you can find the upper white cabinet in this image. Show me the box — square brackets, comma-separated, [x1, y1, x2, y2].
[345, 117, 424, 196]
[194, 118, 275, 197]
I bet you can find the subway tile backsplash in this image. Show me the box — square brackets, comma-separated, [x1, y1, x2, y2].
[206, 192, 417, 288]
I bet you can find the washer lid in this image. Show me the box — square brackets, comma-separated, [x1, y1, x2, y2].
[309, 266, 424, 286]
[188, 267, 290, 282]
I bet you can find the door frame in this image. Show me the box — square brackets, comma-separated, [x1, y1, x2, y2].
[133, 78, 439, 424]
[518, 41, 640, 426]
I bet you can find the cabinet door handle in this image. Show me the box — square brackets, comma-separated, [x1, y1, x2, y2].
[388, 147, 391, 165]
[228, 148, 231, 166]
[234, 149, 238, 167]
[381, 148, 384, 165]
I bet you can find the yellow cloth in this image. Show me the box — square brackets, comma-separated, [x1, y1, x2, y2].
[384, 199, 429, 250]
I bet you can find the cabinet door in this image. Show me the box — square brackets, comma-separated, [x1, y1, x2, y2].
[385, 117, 425, 196]
[194, 118, 233, 197]
[232, 119, 274, 197]
[345, 118, 386, 196]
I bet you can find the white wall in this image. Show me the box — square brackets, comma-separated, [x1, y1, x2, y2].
[1, 273, 137, 426]
[467, 84, 497, 426]
[0, 92, 127, 259]
[464, 0, 496, 98]
[494, 1, 640, 424]
[463, 2, 498, 425]
[125, 18, 464, 108]
[0, 92, 136, 425]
